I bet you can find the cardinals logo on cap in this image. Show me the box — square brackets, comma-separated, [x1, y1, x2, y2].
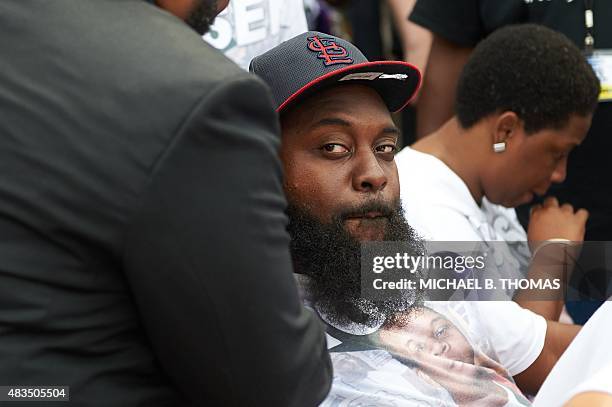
[307, 36, 354, 66]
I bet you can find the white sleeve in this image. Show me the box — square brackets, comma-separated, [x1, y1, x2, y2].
[475, 301, 547, 376]
[568, 363, 612, 400]
[534, 301, 612, 407]
[403, 204, 484, 242]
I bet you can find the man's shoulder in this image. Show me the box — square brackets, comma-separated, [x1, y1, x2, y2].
[12, 0, 266, 129]
[88, 1, 247, 86]
[28, 0, 248, 89]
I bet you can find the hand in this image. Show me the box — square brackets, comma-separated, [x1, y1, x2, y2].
[398, 351, 509, 407]
[528, 197, 588, 243]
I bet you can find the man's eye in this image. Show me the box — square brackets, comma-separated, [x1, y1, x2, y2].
[322, 144, 349, 154]
[376, 144, 397, 154]
[434, 325, 449, 338]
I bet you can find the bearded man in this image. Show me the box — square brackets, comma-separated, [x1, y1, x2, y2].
[251, 31, 587, 406]
[0, 1, 331, 406]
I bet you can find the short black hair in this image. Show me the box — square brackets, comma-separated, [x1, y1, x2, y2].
[456, 24, 600, 133]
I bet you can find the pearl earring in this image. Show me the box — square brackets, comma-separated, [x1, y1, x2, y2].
[493, 142, 506, 153]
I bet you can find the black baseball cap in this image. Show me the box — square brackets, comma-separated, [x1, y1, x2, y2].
[249, 31, 422, 113]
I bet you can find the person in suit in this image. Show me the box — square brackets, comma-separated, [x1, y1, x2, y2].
[0, 1, 331, 406]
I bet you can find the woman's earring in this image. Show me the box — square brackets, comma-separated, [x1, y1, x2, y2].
[493, 142, 506, 153]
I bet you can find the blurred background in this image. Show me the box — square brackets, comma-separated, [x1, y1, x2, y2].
[303, 0, 431, 147]
[205, 0, 431, 148]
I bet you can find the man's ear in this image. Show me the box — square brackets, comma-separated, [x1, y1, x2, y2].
[492, 111, 521, 144]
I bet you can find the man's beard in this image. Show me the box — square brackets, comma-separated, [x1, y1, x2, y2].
[185, 0, 218, 35]
[287, 200, 425, 329]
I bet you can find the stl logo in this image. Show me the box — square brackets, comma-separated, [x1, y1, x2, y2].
[307, 36, 354, 66]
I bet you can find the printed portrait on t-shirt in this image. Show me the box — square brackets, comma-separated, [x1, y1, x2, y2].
[374, 307, 530, 406]
[322, 306, 531, 406]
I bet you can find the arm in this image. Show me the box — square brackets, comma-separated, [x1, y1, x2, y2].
[387, 0, 433, 81]
[415, 34, 472, 138]
[515, 197, 588, 320]
[514, 242, 577, 321]
[407, 0, 485, 139]
[123, 77, 332, 406]
[513, 320, 580, 394]
[566, 392, 612, 407]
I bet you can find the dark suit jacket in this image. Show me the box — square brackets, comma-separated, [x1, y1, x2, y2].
[0, 1, 331, 405]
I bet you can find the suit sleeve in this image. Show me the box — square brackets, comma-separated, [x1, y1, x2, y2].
[122, 76, 332, 406]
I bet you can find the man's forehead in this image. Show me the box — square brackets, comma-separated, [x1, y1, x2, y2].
[295, 86, 396, 129]
[307, 84, 387, 110]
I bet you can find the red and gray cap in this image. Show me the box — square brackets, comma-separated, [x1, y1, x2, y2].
[249, 31, 422, 113]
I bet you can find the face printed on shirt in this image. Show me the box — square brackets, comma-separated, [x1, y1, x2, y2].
[375, 307, 525, 406]
[377, 307, 475, 366]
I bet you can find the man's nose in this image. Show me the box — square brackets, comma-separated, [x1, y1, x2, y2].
[352, 151, 387, 193]
[430, 340, 448, 357]
[550, 156, 568, 184]
[417, 341, 445, 357]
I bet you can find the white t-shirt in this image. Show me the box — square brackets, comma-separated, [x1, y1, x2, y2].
[203, 0, 308, 70]
[392, 146, 549, 397]
[396, 146, 531, 279]
[534, 300, 612, 406]
[396, 146, 527, 242]
[319, 300, 545, 407]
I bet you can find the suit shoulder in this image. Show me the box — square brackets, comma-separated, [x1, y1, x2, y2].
[55, 0, 247, 87]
